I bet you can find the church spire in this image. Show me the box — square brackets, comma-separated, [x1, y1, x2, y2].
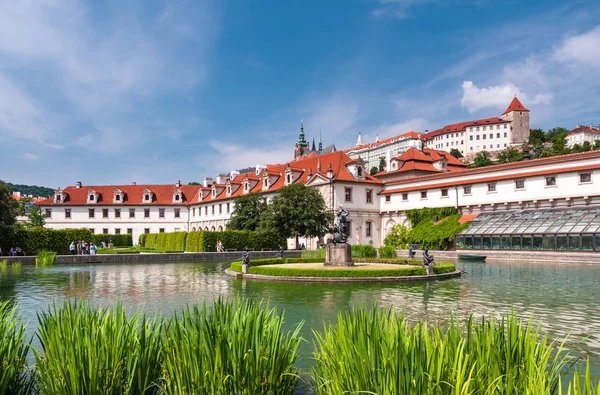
[319, 131, 323, 151]
[356, 132, 363, 147]
[294, 120, 309, 159]
[311, 137, 316, 151]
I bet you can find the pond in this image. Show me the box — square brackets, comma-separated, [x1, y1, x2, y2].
[1, 259, 599, 392]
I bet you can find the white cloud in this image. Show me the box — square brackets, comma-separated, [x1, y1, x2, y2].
[553, 26, 600, 67]
[23, 153, 39, 161]
[460, 81, 551, 113]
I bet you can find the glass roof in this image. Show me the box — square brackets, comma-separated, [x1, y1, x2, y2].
[460, 206, 600, 236]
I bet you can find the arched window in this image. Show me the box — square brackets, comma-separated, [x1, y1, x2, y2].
[357, 167, 363, 177]
[145, 194, 150, 201]
[286, 174, 291, 184]
[218, 226, 223, 231]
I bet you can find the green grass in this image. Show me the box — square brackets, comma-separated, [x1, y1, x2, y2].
[34, 301, 163, 395]
[0, 260, 7, 270]
[0, 300, 30, 394]
[161, 298, 303, 395]
[35, 250, 57, 267]
[301, 249, 326, 259]
[312, 307, 572, 395]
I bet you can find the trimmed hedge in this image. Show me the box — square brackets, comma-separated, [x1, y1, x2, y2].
[184, 230, 285, 252]
[378, 246, 396, 258]
[9, 228, 93, 255]
[91, 234, 132, 247]
[229, 259, 456, 277]
[351, 245, 377, 258]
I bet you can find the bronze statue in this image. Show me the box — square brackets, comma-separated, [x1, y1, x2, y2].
[422, 248, 434, 275]
[331, 205, 349, 244]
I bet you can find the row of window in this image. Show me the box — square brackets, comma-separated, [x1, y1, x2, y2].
[470, 132, 508, 141]
[192, 203, 231, 217]
[86, 228, 133, 235]
[457, 234, 600, 252]
[343, 188, 374, 203]
[385, 173, 593, 203]
[433, 125, 508, 142]
[45, 208, 182, 219]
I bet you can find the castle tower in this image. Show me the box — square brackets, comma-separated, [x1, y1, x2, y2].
[319, 132, 323, 151]
[294, 120, 309, 159]
[501, 96, 530, 144]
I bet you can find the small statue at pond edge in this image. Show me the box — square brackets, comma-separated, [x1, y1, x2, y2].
[422, 248, 434, 275]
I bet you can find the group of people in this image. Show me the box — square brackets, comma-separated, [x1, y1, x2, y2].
[6, 246, 23, 256]
[69, 241, 97, 255]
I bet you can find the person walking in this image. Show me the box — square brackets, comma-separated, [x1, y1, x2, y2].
[90, 243, 97, 255]
[69, 241, 76, 255]
[77, 241, 82, 255]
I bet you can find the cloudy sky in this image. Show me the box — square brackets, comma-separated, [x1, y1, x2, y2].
[1, 0, 600, 187]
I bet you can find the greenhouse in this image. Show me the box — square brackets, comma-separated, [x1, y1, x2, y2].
[456, 206, 600, 251]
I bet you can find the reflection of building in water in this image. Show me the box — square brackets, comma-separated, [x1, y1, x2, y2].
[88, 265, 233, 302]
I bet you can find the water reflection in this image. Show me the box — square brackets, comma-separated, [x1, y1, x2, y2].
[0, 259, 599, 380]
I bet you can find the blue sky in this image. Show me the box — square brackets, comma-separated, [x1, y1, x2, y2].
[1, 0, 600, 188]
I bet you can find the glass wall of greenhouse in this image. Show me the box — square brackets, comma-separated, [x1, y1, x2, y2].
[457, 206, 600, 251]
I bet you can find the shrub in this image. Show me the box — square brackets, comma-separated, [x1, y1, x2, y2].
[249, 266, 427, 277]
[13, 228, 93, 255]
[378, 245, 396, 258]
[36, 250, 56, 267]
[408, 214, 469, 250]
[145, 233, 158, 249]
[138, 234, 147, 247]
[351, 245, 377, 258]
[383, 224, 410, 249]
[0, 301, 29, 393]
[34, 301, 162, 395]
[161, 298, 302, 395]
[312, 308, 569, 394]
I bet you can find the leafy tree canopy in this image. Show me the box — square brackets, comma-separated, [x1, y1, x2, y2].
[545, 127, 569, 143]
[449, 148, 463, 159]
[383, 224, 410, 249]
[528, 128, 545, 145]
[378, 157, 386, 173]
[227, 192, 266, 231]
[258, 183, 333, 239]
[0, 181, 19, 251]
[471, 151, 493, 168]
[26, 204, 46, 228]
[496, 147, 523, 164]
[369, 166, 379, 176]
[6, 183, 54, 198]
[187, 181, 201, 186]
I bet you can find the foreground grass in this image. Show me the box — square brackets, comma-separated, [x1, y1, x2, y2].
[35, 250, 56, 267]
[0, 301, 29, 395]
[312, 307, 573, 395]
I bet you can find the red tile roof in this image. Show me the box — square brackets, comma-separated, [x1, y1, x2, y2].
[568, 125, 600, 135]
[12, 193, 46, 203]
[502, 96, 529, 115]
[374, 148, 466, 177]
[380, 163, 600, 195]
[422, 117, 509, 141]
[38, 184, 199, 206]
[383, 149, 600, 187]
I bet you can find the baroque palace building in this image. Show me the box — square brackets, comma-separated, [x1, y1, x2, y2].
[38, 110, 600, 251]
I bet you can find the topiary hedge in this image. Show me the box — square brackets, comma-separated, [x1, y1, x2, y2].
[229, 257, 325, 272]
[183, 230, 285, 252]
[91, 234, 132, 247]
[8, 228, 94, 255]
[351, 245, 377, 258]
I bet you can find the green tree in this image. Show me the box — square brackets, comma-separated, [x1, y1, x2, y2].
[27, 204, 46, 228]
[258, 183, 333, 244]
[383, 224, 410, 249]
[369, 166, 379, 176]
[449, 148, 463, 159]
[0, 181, 19, 252]
[471, 151, 493, 168]
[572, 143, 583, 153]
[496, 147, 523, 164]
[378, 157, 386, 173]
[227, 192, 266, 231]
[582, 141, 592, 152]
[594, 139, 600, 150]
[187, 181, 201, 186]
[6, 183, 54, 198]
[528, 128, 545, 145]
[545, 127, 569, 143]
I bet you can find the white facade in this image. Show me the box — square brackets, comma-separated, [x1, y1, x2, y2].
[567, 125, 600, 148]
[347, 135, 421, 170]
[428, 122, 511, 155]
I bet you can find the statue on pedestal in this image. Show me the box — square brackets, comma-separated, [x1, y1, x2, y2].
[241, 247, 251, 273]
[331, 205, 349, 244]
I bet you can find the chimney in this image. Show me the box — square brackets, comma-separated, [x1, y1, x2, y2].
[203, 177, 214, 188]
[75, 181, 82, 189]
[175, 180, 181, 188]
[576, 124, 580, 128]
[131, 181, 136, 186]
[589, 124, 593, 128]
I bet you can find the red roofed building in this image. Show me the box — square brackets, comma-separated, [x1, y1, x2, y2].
[422, 96, 530, 157]
[567, 124, 600, 148]
[346, 131, 422, 172]
[373, 147, 467, 181]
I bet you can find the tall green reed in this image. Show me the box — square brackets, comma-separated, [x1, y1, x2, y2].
[35, 250, 57, 267]
[161, 297, 303, 395]
[312, 306, 571, 395]
[560, 358, 600, 395]
[34, 301, 162, 395]
[0, 300, 30, 394]
[0, 260, 7, 270]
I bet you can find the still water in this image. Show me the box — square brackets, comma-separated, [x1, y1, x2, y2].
[1, 259, 599, 390]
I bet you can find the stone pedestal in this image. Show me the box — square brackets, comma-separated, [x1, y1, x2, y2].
[324, 243, 354, 267]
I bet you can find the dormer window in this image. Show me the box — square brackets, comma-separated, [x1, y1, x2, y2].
[89, 194, 94, 201]
[175, 195, 180, 201]
[357, 167, 363, 177]
[227, 186, 231, 195]
[115, 195, 120, 201]
[145, 194, 150, 201]
[54, 188, 66, 204]
[87, 189, 99, 204]
[212, 189, 216, 197]
[143, 189, 153, 203]
[56, 195, 61, 202]
[244, 182, 249, 191]
[286, 174, 291, 184]
[264, 179, 268, 187]
[113, 189, 125, 203]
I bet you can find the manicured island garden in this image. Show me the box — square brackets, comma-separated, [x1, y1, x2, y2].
[229, 257, 458, 278]
[0, 298, 598, 394]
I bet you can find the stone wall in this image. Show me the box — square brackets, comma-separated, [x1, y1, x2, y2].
[396, 249, 600, 264]
[0, 250, 301, 265]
